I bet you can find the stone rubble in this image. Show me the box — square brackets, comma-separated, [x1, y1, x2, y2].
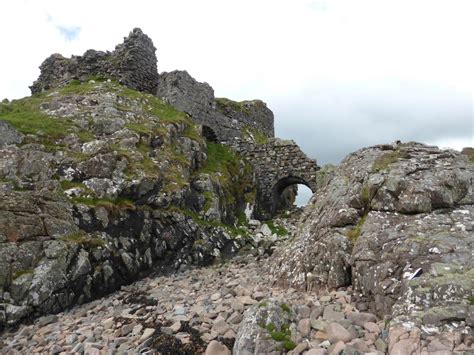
[0, 215, 389, 355]
[0, 257, 389, 354]
[0, 214, 434, 355]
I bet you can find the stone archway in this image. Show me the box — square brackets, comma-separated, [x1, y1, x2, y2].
[244, 138, 319, 220]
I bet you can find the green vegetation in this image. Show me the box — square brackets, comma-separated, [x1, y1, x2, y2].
[70, 196, 135, 213]
[361, 184, 370, 204]
[198, 142, 238, 175]
[183, 124, 202, 141]
[120, 86, 189, 125]
[0, 98, 73, 151]
[59, 231, 106, 248]
[262, 322, 296, 351]
[468, 296, 474, 305]
[372, 149, 409, 172]
[280, 303, 291, 314]
[345, 213, 368, 242]
[0, 178, 26, 191]
[202, 191, 216, 212]
[266, 220, 288, 237]
[60, 180, 86, 190]
[56, 76, 108, 95]
[125, 123, 153, 135]
[215, 97, 252, 115]
[462, 148, 474, 163]
[12, 269, 34, 280]
[259, 301, 268, 308]
[168, 207, 248, 238]
[195, 141, 255, 207]
[242, 125, 269, 145]
[0, 81, 94, 151]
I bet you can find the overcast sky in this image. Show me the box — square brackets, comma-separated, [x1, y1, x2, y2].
[1, 0, 472, 172]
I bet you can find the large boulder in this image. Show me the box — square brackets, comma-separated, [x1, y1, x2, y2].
[0, 121, 23, 147]
[272, 142, 473, 346]
[233, 301, 294, 355]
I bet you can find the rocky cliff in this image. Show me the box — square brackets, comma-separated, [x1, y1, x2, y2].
[0, 77, 262, 328]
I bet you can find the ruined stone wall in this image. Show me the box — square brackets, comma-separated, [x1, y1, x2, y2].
[30, 28, 159, 95]
[157, 70, 239, 142]
[156, 70, 275, 143]
[215, 98, 274, 137]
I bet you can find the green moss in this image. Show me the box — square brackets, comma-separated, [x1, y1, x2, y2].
[60, 180, 85, 190]
[0, 178, 26, 191]
[462, 148, 474, 163]
[0, 100, 72, 139]
[282, 340, 297, 351]
[266, 220, 288, 237]
[59, 231, 106, 248]
[345, 213, 368, 242]
[269, 330, 287, 342]
[237, 212, 247, 226]
[121, 87, 188, 124]
[259, 301, 268, 308]
[70, 196, 135, 212]
[202, 191, 215, 212]
[468, 296, 474, 305]
[12, 269, 34, 280]
[198, 142, 238, 174]
[361, 184, 371, 205]
[183, 124, 202, 142]
[195, 142, 255, 211]
[56, 76, 110, 95]
[215, 97, 252, 115]
[280, 303, 291, 314]
[262, 322, 295, 349]
[242, 125, 269, 145]
[373, 149, 409, 172]
[125, 123, 153, 135]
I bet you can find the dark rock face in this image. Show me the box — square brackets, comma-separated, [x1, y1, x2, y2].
[30, 28, 159, 95]
[273, 142, 473, 343]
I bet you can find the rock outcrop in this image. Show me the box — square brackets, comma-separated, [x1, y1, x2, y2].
[0, 79, 256, 328]
[273, 142, 474, 352]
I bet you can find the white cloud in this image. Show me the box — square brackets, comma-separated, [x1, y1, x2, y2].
[0, 0, 472, 163]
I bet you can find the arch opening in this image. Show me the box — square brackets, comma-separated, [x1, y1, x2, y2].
[294, 184, 313, 206]
[202, 125, 218, 142]
[272, 176, 314, 214]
